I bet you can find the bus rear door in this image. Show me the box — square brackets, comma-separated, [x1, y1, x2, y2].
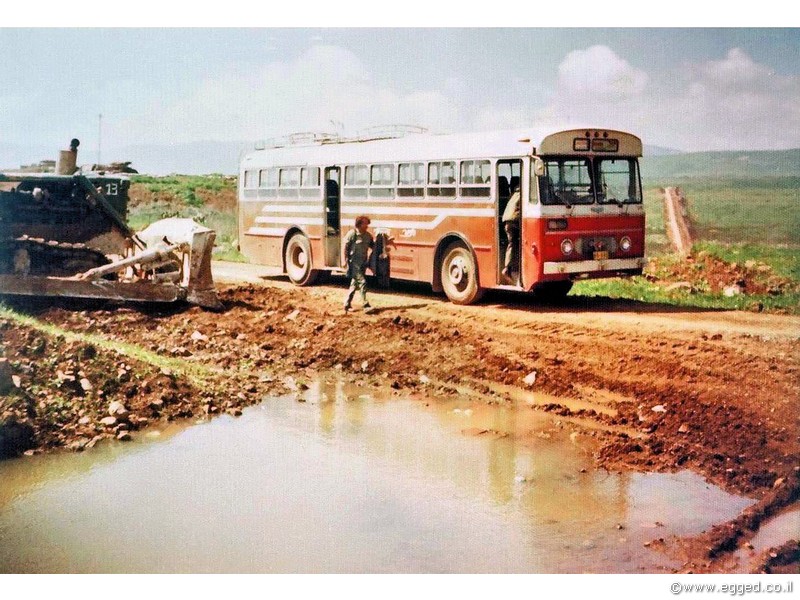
[324, 167, 341, 267]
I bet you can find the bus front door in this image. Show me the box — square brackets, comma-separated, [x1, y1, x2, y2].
[324, 167, 341, 267]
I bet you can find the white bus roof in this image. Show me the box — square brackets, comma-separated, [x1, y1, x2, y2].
[240, 127, 641, 170]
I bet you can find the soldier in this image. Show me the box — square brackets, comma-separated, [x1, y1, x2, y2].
[343, 215, 375, 313]
[501, 179, 521, 278]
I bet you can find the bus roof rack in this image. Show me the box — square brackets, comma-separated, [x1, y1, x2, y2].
[254, 125, 428, 150]
[346, 124, 428, 143]
[256, 132, 342, 150]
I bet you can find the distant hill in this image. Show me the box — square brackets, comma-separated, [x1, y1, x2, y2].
[643, 145, 683, 156]
[641, 149, 800, 182]
[3, 140, 799, 180]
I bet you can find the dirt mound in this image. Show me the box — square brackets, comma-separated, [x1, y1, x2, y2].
[646, 250, 797, 297]
[0, 316, 260, 456]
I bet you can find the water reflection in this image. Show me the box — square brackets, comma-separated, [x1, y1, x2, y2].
[0, 377, 755, 574]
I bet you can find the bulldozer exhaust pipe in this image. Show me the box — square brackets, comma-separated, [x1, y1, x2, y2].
[56, 138, 80, 175]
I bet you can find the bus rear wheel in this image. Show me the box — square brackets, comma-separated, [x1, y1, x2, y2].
[440, 243, 484, 305]
[285, 233, 319, 286]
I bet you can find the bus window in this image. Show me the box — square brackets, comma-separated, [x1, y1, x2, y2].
[259, 168, 278, 188]
[428, 161, 455, 197]
[596, 159, 642, 204]
[278, 167, 299, 199]
[370, 164, 395, 198]
[301, 167, 320, 187]
[280, 168, 299, 187]
[300, 167, 320, 199]
[399, 162, 425, 197]
[459, 160, 491, 197]
[541, 159, 594, 205]
[344, 165, 368, 199]
[243, 170, 257, 189]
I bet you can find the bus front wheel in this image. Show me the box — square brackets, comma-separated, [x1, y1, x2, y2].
[285, 233, 319, 286]
[440, 243, 484, 305]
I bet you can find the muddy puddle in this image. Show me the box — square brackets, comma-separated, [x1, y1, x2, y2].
[0, 379, 755, 573]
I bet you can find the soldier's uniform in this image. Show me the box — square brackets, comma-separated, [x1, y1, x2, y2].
[343, 228, 374, 311]
[502, 188, 520, 277]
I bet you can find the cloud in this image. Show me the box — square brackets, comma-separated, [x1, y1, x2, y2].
[109, 43, 800, 156]
[112, 44, 462, 146]
[556, 45, 648, 101]
[660, 48, 800, 150]
[533, 45, 800, 151]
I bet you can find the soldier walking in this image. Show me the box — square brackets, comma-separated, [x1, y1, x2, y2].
[343, 215, 375, 313]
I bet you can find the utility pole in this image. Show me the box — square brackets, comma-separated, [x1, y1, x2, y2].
[98, 113, 102, 166]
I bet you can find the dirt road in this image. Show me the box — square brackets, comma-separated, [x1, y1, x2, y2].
[2, 262, 798, 572]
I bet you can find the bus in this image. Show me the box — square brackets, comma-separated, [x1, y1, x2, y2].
[238, 127, 645, 304]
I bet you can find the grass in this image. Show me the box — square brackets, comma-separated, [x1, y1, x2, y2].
[127, 175, 245, 262]
[572, 272, 800, 314]
[641, 178, 800, 248]
[573, 178, 800, 313]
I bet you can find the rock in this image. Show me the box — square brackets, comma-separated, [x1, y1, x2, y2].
[107, 401, 129, 421]
[651, 404, 667, 413]
[678, 424, 690, 434]
[116, 431, 132, 442]
[419, 374, 430, 384]
[665, 281, 692, 292]
[99, 416, 117, 427]
[361, 360, 369, 372]
[723, 284, 743, 297]
[190, 330, 208, 342]
[523, 371, 537, 386]
[0, 418, 35, 458]
[773, 477, 785, 488]
[79, 378, 93, 392]
[0, 358, 14, 395]
[284, 309, 300, 321]
[78, 416, 91, 425]
[11, 375, 21, 388]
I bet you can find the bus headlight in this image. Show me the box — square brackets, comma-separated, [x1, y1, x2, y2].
[620, 236, 632, 252]
[561, 239, 574, 255]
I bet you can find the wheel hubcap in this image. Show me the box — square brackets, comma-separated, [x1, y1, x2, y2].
[448, 256, 468, 285]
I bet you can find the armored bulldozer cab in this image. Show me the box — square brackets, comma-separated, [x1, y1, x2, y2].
[0, 142, 221, 310]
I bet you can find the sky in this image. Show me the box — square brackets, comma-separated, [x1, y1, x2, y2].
[1, 8, 799, 169]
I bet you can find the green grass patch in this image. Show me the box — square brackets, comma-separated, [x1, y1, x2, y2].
[127, 174, 245, 262]
[641, 178, 799, 250]
[572, 276, 800, 314]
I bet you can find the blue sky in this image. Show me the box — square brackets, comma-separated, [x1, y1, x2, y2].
[2, 16, 799, 165]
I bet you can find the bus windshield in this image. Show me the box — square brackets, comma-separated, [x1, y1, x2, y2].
[596, 158, 642, 205]
[538, 157, 642, 206]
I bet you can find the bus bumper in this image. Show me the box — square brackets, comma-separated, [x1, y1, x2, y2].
[543, 257, 646, 275]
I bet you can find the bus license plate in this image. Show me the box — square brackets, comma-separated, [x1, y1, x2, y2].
[594, 251, 609, 260]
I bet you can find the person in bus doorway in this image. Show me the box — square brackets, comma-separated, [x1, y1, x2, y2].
[343, 215, 375, 313]
[501, 179, 521, 279]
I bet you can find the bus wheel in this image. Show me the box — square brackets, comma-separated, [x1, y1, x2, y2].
[440, 243, 484, 305]
[285, 233, 319, 286]
[534, 280, 573, 300]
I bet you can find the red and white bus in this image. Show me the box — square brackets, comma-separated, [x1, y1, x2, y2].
[238, 127, 645, 304]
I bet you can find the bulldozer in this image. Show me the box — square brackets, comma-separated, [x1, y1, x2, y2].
[0, 139, 222, 310]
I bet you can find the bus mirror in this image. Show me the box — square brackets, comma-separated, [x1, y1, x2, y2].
[533, 158, 546, 177]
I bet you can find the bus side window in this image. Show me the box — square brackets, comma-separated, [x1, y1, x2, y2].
[428, 161, 455, 197]
[343, 165, 368, 199]
[399, 162, 424, 197]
